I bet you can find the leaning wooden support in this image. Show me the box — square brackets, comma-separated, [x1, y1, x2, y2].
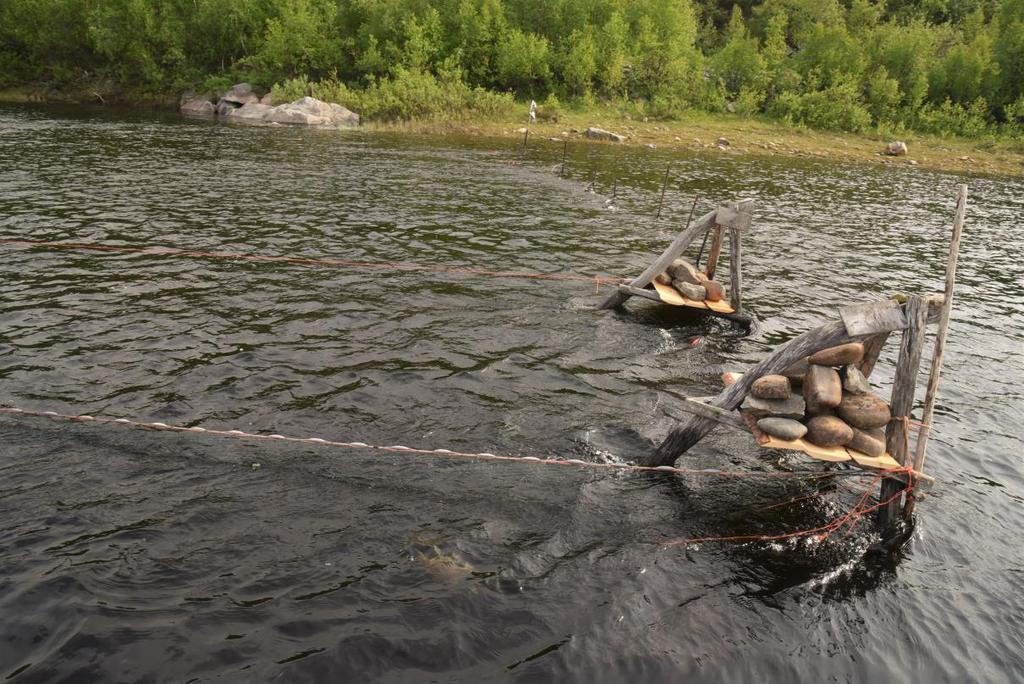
[645, 296, 944, 467]
[598, 207, 718, 310]
[876, 295, 929, 528]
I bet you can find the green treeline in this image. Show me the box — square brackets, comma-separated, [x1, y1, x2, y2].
[2, 0, 1023, 137]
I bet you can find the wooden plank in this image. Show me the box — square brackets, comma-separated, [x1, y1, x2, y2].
[617, 284, 662, 303]
[651, 280, 738, 313]
[677, 399, 748, 431]
[705, 226, 724, 279]
[652, 280, 708, 308]
[850, 452, 902, 470]
[599, 208, 718, 309]
[839, 300, 907, 336]
[714, 199, 754, 231]
[906, 184, 967, 519]
[729, 226, 743, 313]
[877, 295, 929, 527]
[705, 298, 735, 314]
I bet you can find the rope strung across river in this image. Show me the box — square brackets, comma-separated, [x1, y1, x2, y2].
[0, 404, 883, 482]
[0, 239, 623, 290]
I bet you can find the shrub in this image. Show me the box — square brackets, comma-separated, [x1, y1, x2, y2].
[770, 80, 872, 132]
[914, 97, 990, 137]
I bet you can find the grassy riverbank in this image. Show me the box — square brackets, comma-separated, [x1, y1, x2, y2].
[3, 86, 1021, 177]
[370, 105, 1024, 178]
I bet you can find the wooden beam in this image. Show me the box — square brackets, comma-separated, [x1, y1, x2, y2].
[905, 184, 967, 519]
[876, 295, 929, 528]
[839, 300, 907, 336]
[599, 208, 718, 310]
[616, 284, 662, 302]
[705, 226, 724, 279]
[646, 297, 945, 467]
[729, 226, 743, 313]
[676, 398, 748, 431]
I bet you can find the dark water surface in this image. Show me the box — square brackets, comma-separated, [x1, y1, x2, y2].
[0, 104, 1022, 682]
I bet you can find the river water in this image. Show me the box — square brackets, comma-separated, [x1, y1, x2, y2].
[0, 104, 1021, 682]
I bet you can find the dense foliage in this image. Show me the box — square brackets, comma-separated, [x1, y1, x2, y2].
[2, 0, 1023, 136]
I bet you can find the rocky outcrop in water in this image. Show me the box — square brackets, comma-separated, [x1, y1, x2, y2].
[179, 84, 360, 129]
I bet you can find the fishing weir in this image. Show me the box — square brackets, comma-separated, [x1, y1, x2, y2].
[646, 185, 968, 529]
[599, 198, 753, 325]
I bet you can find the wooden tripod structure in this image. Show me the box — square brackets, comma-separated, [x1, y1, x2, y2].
[599, 199, 754, 325]
[642, 186, 967, 529]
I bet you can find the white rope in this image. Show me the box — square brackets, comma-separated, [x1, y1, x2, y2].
[0, 405, 864, 481]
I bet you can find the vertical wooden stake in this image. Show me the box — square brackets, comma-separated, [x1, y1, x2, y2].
[522, 127, 529, 150]
[904, 184, 967, 519]
[877, 294, 929, 529]
[729, 227, 742, 313]
[656, 164, 671, 219]
[560, 139, 568, 177]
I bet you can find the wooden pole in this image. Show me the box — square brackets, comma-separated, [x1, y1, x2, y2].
[904, 184, 967, 519]
[522, 127, 529, 150]
[598, 208, 718, 310]
[704, 227, 724, 279]
[560, 139, 568, 177]
[729, 226, 742, 313]
[656, 164, 671, 219]
[876, 294, 929, 528]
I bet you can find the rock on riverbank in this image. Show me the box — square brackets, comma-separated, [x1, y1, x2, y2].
[179, 84, 359, 128]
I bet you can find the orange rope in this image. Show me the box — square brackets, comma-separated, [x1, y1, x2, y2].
[660, 468, 913, 547]
[0, 239, 623, 288]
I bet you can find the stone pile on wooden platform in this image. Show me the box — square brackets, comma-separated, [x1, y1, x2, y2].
[742, 341, 892, 457]
[653, 258, 727, 304]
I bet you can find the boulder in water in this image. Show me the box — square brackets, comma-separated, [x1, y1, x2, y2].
[180, 96, 215, 117]
[223, 102, 272, 123]
[263, 96, 360, 127]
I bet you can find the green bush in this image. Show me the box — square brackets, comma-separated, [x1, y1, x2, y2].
[272, 69, 515, 122]
[914, 98, 991, 137]
[770, 80, 872, 132]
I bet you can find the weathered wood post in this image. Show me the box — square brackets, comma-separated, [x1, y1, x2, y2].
[727, 203, 750, 314]
[876, 294, 929, 528]
[904, 184, 967, 520]
[560, 140, 568, 177]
